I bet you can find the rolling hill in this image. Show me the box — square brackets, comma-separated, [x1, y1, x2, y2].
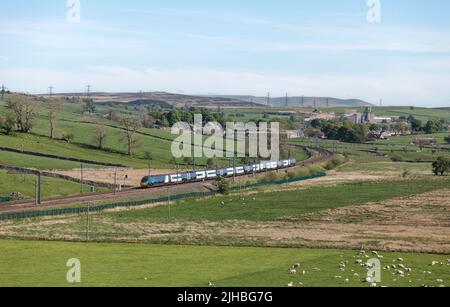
[215, 95, 374, 108]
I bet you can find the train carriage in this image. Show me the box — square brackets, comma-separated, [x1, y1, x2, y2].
[140, 159, 297, 188]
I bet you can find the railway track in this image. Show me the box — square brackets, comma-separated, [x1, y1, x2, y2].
[0, 147, 335, 214]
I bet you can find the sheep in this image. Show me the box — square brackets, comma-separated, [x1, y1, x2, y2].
[208, 281, 215, 287]
[287, 282, 294, 287]
[355, 259, 363, 265]
[292, 263, 301, 269]
[370, 283, 377, 288]
[397, 257, 404, 262]
[436, 279, 444, 283]
[431, 261, 439, 266]
[288, 268, 297, 275]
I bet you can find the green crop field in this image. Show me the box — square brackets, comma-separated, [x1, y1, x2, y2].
[0, 239, 448, 287]
[105, 177, 450, 223]
[0, 170, 106, 199]
[0, 150, 101, 170]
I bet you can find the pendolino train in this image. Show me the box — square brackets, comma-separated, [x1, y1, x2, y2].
[140, 159, 297, 188]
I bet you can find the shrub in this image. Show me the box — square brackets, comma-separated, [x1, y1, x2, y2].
[432, 157, 450, 176]
[61, 133, 75, 143]
[214, 177, 230, 195]
[390, 154, 404, 162]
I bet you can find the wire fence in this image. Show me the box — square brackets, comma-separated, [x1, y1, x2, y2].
[0, 172, 326, 221]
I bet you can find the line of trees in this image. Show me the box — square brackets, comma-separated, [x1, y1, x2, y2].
[309, 119, 369, 143]
[410, 117, 448, 134]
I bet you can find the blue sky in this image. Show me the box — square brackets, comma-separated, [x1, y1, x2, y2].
[1, 0, 450, 106]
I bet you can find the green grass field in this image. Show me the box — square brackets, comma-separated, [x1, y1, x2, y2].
[0, 239, 448, 287]
[106, 177, 450, 222]
[0, 170, 106, 199]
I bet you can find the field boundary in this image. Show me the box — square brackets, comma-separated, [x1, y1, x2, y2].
[0, 172, 326, 221]
[0, 146, 126, 167]
[0, 164, 117, 189]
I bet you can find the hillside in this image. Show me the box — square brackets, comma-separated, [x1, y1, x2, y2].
[215, 95, 373, 108]
[50, 92, 263, 108]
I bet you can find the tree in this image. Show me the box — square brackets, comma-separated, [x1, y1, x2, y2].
[7, 95, 36, 133]
[411, 118, 423, 133]
[83, 99, 96, 114]
[424, 120, 439, 134]
[92, 125, 108, 149]
[120, 117, 141, 156]
[0, 113, 16, 135]
[445, 136, 450, 144]
[48, 100, 63, 139]
[432, 156, 450, 176]
[214, 177, 229, 195]
[166, 110, 181, 126]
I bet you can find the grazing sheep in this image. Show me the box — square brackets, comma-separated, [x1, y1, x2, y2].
[292, 263, 301, 269]
[355, 259, 363, 265]
[209, 281, 215, 287]
[287, 282, 293, 287]
[432, 261, 439, 266]
[288, 268, 297, 275]
[370, 283, 377, 288]
[397, 258, 404, 262]
[436, 279, 444, 283]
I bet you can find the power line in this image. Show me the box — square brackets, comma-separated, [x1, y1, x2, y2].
[1, 84, 8, 101]
[48, 86, 54, 97]
[86, 85, 91, 98]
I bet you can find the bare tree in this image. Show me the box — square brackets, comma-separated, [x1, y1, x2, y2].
[92, 125, 108, 150]
[48, 99, 63, 139]
[7, 95, 36, 133]
[120, 117, 142, 156]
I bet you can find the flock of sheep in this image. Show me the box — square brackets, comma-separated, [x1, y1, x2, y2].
[285, 249, 449, 288]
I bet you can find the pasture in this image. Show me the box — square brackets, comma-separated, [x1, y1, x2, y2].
[0, 240, 448, 287]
